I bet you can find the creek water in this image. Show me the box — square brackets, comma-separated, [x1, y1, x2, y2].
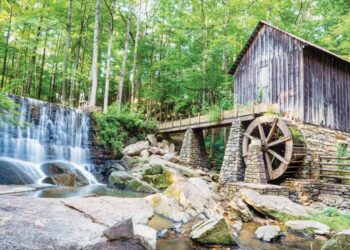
[0, 96, 97, 185]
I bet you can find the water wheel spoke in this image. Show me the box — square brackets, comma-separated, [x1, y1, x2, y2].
[257, 123, 266, 142]
[266, 118, 278, 142]
[267, 149, 288, 165]
[267, 136, 291, 148]
[244, 133, 255, 140]
[264, 152, 273, 179]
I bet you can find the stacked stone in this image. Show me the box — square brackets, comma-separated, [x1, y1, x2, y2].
[281, 179, 321, 205]
[319, 183, 350, 209]
[219, 120, 245, 185]
[243, 139, 267, 184]
[223, 182, 289, 199]
[179, 128, 210, 169]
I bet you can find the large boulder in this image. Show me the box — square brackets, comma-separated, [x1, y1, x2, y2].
[321, 230, 350, 250]
[286, 220, 330, 236]
[123, 141, 149, 156]
[122, 156, 149, 169]
[108, 171, 158, 193]
[229, 196, 254, 222]
[163, 177, 221, 218]
[0, 159, 35, 185]
[141, 165, 173, 190]
[40, 161, 89, 186]
[190, 216, 235, 245]
[255, 225, 282, 242]
[239, 188, 310, 220]
[145, 193, 190, 223]
[0, 196, 153, 249]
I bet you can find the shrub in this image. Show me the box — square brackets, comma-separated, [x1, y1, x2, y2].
[93, 104, 156, 154]
[208, 105, 221, 122]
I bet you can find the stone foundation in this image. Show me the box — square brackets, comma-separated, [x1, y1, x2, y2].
[219, 120, 245, 185]
[223, 182, 289, 199]
[179, 128, 210, 169]
[244, 140, 267, 184]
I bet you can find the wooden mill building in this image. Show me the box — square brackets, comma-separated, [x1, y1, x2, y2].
[230, 21, 350, 133]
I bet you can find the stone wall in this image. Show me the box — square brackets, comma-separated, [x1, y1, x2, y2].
[223, 182, 289, 199]
[179, 128, 210, 169]
[244, 140, 267, 184]
[219, 120, 245, 185]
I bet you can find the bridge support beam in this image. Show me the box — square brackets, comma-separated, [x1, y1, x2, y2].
[180, 128, 210, 169]
[219, 120, 245, 185]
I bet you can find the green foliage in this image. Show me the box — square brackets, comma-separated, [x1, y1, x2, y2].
[289, 128, 304, 141]
[208, 105, 221, 122]
[205, 131, 226, 169]
[336, 143, 349, 158]
[0, 93, 19, 124]
[309, 208, 350, 231]
[93, 104, 156, 154]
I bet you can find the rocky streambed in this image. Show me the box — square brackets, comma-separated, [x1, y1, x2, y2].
[1, 135, 350, 249]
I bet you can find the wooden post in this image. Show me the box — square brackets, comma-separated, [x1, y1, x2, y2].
[199, 112, 201, 124]
[251, 102, 254, 114]
[235, 105, 238, 118]
[188, 115, 191, 126]
[171, 118, 174, 128]
[180, 116, 182, 128]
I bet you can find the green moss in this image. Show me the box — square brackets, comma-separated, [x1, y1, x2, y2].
[108, 171, 156, 193]
[193, 219, 235, 245]
[143, 165, 163, 175]
[142, 174, 169, 189]
[289, 127, 304, 141]
[308, 208, 350, 231]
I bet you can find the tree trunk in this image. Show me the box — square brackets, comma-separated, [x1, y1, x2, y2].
[103, 0, 116, 113]
[130, 0, 142, 108]
[89, 0, 101, 107]
[37, 33, 47, 100]
[0, 3, 12, 90]
[49, 32, 62, 103]
[62, 0, 73, 103]
[116, 5, 132, 106]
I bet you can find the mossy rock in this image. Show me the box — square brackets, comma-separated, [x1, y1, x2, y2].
[322, 230, 350, 250]
[108, 171, 157, 193]
[142, 174, 170, 189]
[190, 217, 235, 245]
[143, 165, 163, 176]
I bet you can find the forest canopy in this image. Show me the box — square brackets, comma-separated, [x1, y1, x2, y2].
[0, 0, 349, 120]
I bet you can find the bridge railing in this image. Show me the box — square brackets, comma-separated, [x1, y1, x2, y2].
[157, 102, 280, 132]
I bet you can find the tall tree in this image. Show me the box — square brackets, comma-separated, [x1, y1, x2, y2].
[103, 0, 116, 113]
[0, 2, 12, 90]
[117, 4, 132, 106]
[89, 0, 101, 107]
[62, 0, 72, 104]
[130, 0, 142, 108]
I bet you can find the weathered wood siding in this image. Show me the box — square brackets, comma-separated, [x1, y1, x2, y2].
[303, 47, 350, 132]
[233, 25, 305, 121]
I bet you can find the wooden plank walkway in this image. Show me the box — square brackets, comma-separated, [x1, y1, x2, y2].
[157, 103, 280, 133]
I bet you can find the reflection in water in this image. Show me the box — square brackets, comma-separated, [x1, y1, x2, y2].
[21, 185, 147, 198]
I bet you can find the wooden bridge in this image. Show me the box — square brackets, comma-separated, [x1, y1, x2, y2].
[157, 103, 280, 133]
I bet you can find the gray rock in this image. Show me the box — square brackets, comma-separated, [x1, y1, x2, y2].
[321, 229, 350, 250]
[255, 225, 281, 242]
[162, 153, 179, 163]
[169, 143, 176, 153]
[286, 220, 330, 236]
[140, 149, 150, 158]
[83, 238, 151, 250]
[134, 225, 157, 250]
[108, 171, 158, 193]
[0, 159, 35, 185]
[147, 134, 158, 147]
[103, 218, 134, 240]
[240, 188, 310, 219]
[229, 195, 254, 222]
[190, 216, 235, 245]
[123, 141, 150, 156]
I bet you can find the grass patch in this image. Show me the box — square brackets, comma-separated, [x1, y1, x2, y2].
[308, 208, 350, 231]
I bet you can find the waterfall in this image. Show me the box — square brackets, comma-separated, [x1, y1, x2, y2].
[0, 96, 97, 185]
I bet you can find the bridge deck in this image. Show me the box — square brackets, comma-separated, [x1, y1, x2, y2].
[157, 103, 280, 133]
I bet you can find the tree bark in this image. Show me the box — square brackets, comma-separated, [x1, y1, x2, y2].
[89, 0, 101, 107]
[0, 3, 12, 90]
[103, 0, 116, 113]
[116, 5, 132, 106]
[130, 0, 142, 108]
[37, 33, 47, 100]
[62, 0, 73, 103]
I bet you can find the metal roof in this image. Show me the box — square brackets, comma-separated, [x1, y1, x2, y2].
[229, 20, 350, 75]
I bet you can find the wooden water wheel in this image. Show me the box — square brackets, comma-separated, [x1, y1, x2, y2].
[242, 116, 307, 181]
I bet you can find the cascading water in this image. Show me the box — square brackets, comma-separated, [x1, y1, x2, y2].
[0, 96, 97, 185]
